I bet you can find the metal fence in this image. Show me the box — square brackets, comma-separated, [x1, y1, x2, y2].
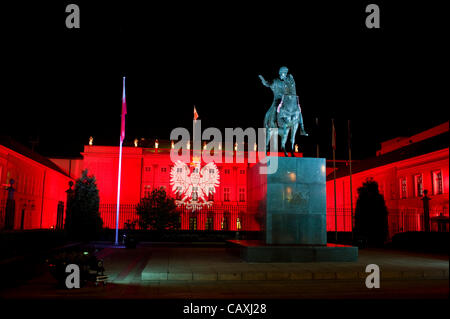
[99, 203, 259, 231]
[99, 202, 448, 236]
[326, 207, 449, 238]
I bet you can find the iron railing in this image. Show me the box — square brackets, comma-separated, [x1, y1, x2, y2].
[99, 203, 259, 231]
[98, 202, 448, 236]
[326, 207, 449, 238]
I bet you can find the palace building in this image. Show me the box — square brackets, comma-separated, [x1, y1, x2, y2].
[1, 122, 448, 236]
[51, 140, 289, 232]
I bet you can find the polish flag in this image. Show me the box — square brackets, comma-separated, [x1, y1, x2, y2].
[193, 106, 199, 121]
[120, 77, 127, 143]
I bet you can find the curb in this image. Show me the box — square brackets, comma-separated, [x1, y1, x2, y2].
[140, 269, 449, 281]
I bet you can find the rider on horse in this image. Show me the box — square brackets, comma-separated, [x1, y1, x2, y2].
[259, 66, 308, 136]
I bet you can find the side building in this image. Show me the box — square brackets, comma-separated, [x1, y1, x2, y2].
[0, 137, 74, 230]
[326, 122, 449, 235]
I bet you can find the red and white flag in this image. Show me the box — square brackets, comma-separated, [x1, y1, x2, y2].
[120, 77, 127, 143]
[193, 106, 199, 121]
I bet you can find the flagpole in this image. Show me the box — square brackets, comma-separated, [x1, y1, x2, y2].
[348, 120, 354, 242]
[332, 119, 337, 242]
[115, 76, 127, 246]
[115, 139, 123, 245]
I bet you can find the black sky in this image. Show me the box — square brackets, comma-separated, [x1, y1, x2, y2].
[2, 1, 446, 160]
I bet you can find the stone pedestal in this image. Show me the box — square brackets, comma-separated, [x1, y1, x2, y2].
[248, 156, 327, 245]
[239, 156, 357, 262]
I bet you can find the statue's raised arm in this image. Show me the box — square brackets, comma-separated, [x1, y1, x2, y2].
[258, 75, 271, 88]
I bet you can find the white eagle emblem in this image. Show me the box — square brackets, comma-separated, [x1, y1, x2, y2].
[170, 160, 220, 211]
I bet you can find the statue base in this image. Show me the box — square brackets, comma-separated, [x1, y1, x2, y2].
[227, 240, 357, 262]
[243, 156, 358, 262]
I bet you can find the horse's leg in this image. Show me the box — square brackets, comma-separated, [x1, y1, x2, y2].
[290, 122, 299, 157]
[281, 125, 289, 157]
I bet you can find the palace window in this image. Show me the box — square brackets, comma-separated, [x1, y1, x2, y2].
[432, 170, 443, 195]
[205, 217, 214, 231]
[209, 169, 215, 174]
[189, 217, 197, 230]
[192, 186, 198, 201]
[239, 188, 245, 202]
[208, 187, 214, 201]
[177, 167, 183, 173]
[145, 167, 151, 172]
[177, 216, 182, 230]
[224, 188, 230, 201]
[414, 174, 424, 197]
[176, 186, 182, 200]
[161, 167, 167, 173]
[240, 170, 245, 174]
[400, 177, 407, 199]
[144, 185, 152, 198]
[224, 169, 230, 175]
[221, 215, 229, 231]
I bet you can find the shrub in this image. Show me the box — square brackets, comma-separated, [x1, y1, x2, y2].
[354, 178, 389, 247]
[136, 187, 179, 231]
[65, 170, 103, 240]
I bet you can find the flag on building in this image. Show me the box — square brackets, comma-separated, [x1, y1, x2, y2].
[120, 77, 127, 143]
[193, 106, 199, 121]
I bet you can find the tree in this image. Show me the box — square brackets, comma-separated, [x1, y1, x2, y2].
[65, 169, 103, 240]
[136, 187, 179, 231]
[354, 178, 389, 247]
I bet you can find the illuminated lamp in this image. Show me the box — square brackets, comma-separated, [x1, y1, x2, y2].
[295, 144, 299, 152]
[155, 139, 159, 149]
[187, 141, 191, 150]
[134, 138, 138, 147]
[254, 143, 257, 152]
[218, 142, 222, 150]
[234, 142, 237, 151]
[236, 217, 241, 230]
[288, 172, 296, 182]
[203, 141, 207, 150]
[171, 141, 174, 149]
[89, 136, 93, 146]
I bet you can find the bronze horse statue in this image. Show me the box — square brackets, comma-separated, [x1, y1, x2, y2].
[259, 67, 308, 157]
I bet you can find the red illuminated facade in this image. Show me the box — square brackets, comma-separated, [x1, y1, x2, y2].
[78, 143, 267, 231]
[0, 137, 73, 230]
[326, 122, 449, 234]
[52, 141, 303, 231]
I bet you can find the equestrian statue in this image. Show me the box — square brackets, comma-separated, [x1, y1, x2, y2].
[259, 66, 308, 156]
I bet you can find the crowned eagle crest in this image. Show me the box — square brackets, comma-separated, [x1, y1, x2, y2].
[170, 160, 220, 210]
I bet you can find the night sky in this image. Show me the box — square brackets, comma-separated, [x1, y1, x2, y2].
[2, 1, 445, 160]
